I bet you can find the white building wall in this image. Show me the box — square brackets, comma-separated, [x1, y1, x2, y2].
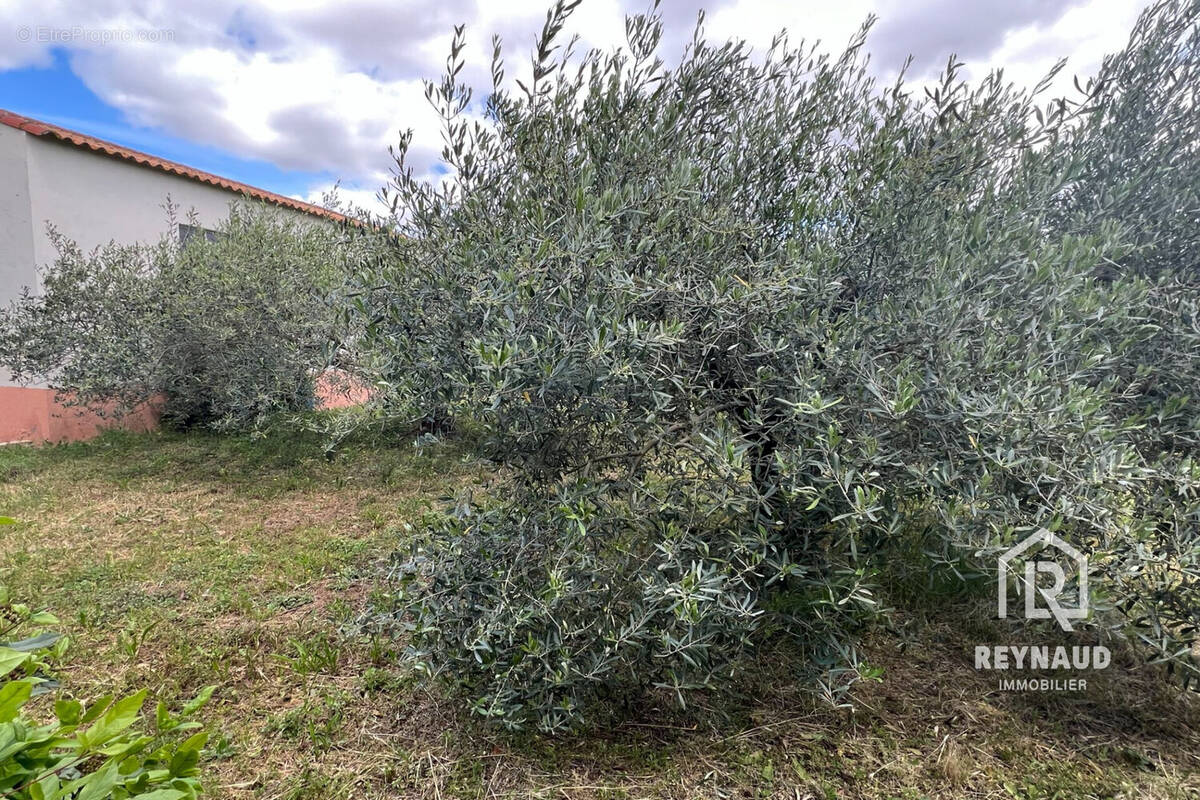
[23, 134, 299, 276]
[2, 129, 325, 392]
[0, 124, 36, 311]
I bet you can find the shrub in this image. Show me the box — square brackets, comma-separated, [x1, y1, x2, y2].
[358, 0, 1200, 731]
[0, 589, 213, 800]
[0, 203, 364, 432]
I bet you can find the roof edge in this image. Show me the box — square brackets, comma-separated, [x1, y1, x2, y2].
[0, 108, 349, 224]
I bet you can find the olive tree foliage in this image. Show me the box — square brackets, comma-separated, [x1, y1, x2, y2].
[0, 204, 363, 431]
[1053, 2, 1200, 277]
[355, 0, 1200, 731]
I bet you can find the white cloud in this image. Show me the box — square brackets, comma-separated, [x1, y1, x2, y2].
[970, 1, 1149, 95]
[0, 0, 1158, 217]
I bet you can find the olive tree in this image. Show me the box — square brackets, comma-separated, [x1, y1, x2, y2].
[356, 0, 1199, 731]
[1, 203, 365, 431]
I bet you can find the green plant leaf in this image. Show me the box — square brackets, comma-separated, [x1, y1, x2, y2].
[180, 685, 216, 716]
[54, 697, 82, 725]
[0, 679, 34, 722]
[79, 689, 146, 749]
[128, 789, 187, 800]
[79, 695, 114, 725]
[3, 633, 62, 652]
[168, 732, 208, 777]
[0, 647, 29, 679]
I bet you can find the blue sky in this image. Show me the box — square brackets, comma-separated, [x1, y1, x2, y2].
[0, 48, 333, 200]
[0, 1, 1152, 215]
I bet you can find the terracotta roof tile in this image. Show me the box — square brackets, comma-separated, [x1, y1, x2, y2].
[0, 108, 348, 223]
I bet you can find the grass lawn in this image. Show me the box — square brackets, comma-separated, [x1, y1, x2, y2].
[1, 430, 1196, 799]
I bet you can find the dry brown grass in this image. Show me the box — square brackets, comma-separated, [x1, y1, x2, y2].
[1, 430, 1196, 800]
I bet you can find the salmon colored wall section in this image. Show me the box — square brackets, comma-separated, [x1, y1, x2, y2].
[0, 386, 161, 445]
[0, 386, 50, 444]
[1, 373, 368, 445]
[314, 369, 371, 410]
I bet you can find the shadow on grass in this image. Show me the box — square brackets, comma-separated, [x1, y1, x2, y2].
[387, 606, 1200, 799]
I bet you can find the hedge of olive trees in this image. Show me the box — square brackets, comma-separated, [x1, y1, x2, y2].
[0, 204, 363, 431]
[355, 0, 1200, 731]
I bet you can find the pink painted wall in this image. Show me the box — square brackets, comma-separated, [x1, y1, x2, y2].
[313, 369, 371, 410]
[0, 372, 368, 445]
[0, 386, 161, 445]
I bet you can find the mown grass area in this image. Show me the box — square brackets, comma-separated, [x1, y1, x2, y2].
[1, 430, 1196, 799]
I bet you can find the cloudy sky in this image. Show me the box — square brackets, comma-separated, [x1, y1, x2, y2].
[0, 0, 1153, 214]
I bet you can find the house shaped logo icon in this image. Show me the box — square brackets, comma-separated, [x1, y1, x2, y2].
[998, 529, 1088, 632]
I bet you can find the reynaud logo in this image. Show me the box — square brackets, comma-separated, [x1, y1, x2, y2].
[975, 645, 1111, 670]
[998, 529, 1088, 631]
[977, 528, 1108, 691]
